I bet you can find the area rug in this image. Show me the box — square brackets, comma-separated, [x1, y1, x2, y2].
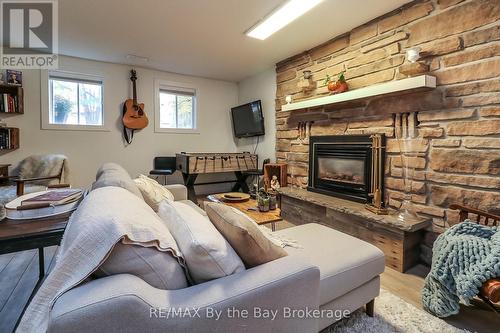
[322, 289, 469, 333]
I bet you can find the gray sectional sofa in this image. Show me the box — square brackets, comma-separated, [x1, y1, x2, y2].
[47, 164, 385, 333]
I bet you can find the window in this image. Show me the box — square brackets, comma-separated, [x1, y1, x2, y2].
[42, 71, 105, 130]
[155, 80, 197, 133]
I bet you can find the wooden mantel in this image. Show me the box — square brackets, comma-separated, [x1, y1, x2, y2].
[281, 75, 436, 112]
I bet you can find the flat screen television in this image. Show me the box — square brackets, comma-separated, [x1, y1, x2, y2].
[231, 100, 265, 138]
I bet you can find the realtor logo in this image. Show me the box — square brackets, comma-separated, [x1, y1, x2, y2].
[1, 0, 58, 68]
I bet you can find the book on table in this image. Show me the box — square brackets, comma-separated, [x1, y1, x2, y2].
[21, 189, 82, 206]
[6, 189, 85, 220]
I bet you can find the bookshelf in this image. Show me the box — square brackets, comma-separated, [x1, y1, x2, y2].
[0, 127, 19, 154]
[0, 83, 23, 155]
[0, 84, 24, 114]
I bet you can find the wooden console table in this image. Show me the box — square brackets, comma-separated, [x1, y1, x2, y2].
[279, 188, 431, 272]
[206, 194, 282, 231]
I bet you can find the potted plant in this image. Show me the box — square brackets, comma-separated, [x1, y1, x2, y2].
[324, 71, 349, 94]
[256, 188, 270, 212]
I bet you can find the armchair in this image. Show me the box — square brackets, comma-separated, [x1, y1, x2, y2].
[450, 204, 500, 312]
[0, 154, 69, 219]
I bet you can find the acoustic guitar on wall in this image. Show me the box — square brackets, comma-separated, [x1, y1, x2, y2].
[122, 69, 148, 143]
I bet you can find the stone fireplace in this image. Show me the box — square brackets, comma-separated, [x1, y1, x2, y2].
[274, 0, 500, 265]
[275, 0, 500, 237]
[308, 135, 383, 203]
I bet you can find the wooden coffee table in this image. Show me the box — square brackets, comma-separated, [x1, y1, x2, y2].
[0, 213, 70, 328]
[206, 194, 282, 231]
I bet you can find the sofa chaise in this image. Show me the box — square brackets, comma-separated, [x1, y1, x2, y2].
[47, 164, 385, 333]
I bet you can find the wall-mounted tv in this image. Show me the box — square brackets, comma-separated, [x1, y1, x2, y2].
[231, 100, 265, 138]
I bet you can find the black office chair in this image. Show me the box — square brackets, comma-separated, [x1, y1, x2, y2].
[243, 158, 270, 192]
[149, 157, 176, 185]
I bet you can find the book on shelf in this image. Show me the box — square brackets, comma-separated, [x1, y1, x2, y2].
[6, 70, 22, 86]
[0, 128, 19, 149]
[21, 189, 83, 206]
[0, 93, 20, 113]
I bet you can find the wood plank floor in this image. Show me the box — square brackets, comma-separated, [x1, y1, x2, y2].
[0, 247, 57, 333]
[0, 225, 498, 333]
[271, 219, 499, 333]
[381, 264, 500, 333]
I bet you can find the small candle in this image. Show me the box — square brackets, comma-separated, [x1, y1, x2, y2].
[406, 47, 421, 63]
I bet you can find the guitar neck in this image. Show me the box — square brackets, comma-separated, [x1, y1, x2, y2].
[132, 80, 138, 106]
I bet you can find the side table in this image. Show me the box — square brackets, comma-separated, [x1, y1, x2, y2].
[0, 213, 70, 328]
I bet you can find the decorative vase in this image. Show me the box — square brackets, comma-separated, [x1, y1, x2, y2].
[258, 197, 270, 212]
[396, 159, 420, 222]
[269, 194, 277, 210]
[394, 138, 421, 224]
[257, 189, 270, 212]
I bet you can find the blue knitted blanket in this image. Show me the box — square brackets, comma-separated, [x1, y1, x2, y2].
[422, 221, 500, 317]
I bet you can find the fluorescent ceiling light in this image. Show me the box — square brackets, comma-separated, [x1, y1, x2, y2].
[246, 0, 323, 40]
[126, 54, 149, 63]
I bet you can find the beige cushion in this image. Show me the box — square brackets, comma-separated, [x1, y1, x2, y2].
[92, 163, 143, 199]
[96, 242, 188, 290]
[134, 174, 174, 211]
[164, 184, 188, 201]
[205, 202, 287, 268]
[158, 201, 245, 284]
[179, 199, 207, 216]
[276, 223, 385, 305]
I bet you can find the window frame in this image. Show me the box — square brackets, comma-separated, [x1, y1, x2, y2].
[154, 79, 199, 134]
[41, 70, 108, 131]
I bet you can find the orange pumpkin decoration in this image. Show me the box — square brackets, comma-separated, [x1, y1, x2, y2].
[325, 72, 348, 94]
[327, 80, 338, 92]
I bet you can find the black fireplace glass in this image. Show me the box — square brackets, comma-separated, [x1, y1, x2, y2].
[308, 135, 385, 203]
[317, 157, 365, 186]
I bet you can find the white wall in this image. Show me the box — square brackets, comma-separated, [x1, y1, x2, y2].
[0, 56, 239, 191]
[235, 67, 276, 165]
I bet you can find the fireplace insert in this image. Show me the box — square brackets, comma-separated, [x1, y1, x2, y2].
[308, 135, 385, 203]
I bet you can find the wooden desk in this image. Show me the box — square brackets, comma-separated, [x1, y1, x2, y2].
[206, 194, 282, 231]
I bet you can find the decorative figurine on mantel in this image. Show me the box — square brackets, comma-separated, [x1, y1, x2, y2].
[297, 69, 315, 92]
[324, 71, 348, 94]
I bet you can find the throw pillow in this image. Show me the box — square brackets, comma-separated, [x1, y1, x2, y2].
[59, 186, 188, 292]
[97, 241, 188, 290]
[157, 201, 245, 284]
[92, 163, 143, 199]
[205, 202, 287, 268]
[134, 174, 174, 211]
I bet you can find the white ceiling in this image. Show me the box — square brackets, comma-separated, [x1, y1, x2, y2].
[59, 0, 411, 82]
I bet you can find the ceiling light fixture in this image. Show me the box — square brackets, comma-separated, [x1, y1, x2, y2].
[126, 54, 149, 63]
[246, 0, 323, 40]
